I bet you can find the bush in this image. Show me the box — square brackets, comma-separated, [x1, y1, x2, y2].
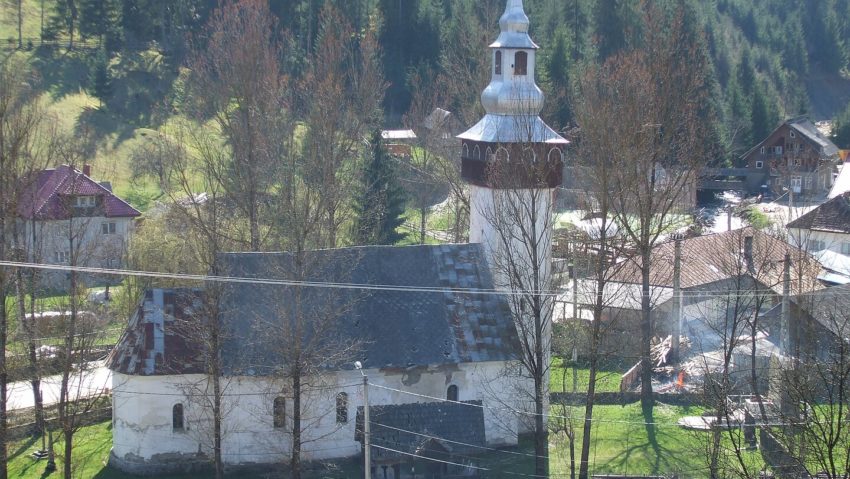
[744, 205, 772, 229]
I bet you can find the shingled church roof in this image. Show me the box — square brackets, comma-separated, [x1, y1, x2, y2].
[109, 244, 520, 376]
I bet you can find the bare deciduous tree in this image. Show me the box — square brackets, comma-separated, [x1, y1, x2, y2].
[186, 0, 290, 252]
[574, 2, 715, 412]
[0, 54, 57, 479]
[299, 4, 385, 248]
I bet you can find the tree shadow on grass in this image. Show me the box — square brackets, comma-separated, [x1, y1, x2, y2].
[29, 46, 92, 101]
[643, 402, 661, 474]
[598, 404, 694, 475]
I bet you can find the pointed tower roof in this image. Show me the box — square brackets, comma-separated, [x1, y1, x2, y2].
[457, 0, 566, 145]
[490, 0, 539, 50]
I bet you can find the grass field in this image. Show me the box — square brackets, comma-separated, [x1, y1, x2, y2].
[550, 358, 627, 394]
[5, 402, 756, 479]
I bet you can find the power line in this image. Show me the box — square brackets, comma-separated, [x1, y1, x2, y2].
[370, 420, 549, 460]
[111, 382, 362, 398]
[0, 259, 838, 300]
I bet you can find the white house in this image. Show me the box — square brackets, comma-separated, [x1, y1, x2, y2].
[16, 165, 140, 290]
[787, 192, 850, 255]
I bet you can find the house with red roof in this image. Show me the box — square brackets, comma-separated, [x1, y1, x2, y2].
[16, 165, 141, 290]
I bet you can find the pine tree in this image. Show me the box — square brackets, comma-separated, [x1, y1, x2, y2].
[91, 48, 112, 109]
[750, 80, 779, 143]
[79, 0, 122, 49]
[593, 0, 634, 61]
[352, 130, 408, 246]
[542, 28, 572, 129]
[832, 101, 850, 149]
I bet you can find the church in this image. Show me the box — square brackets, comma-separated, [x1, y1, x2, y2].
[107, 0, 566, 476]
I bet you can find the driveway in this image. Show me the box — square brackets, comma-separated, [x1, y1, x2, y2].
[5, 363, 112, 410]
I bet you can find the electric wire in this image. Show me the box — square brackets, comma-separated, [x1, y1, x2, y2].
[369, 420, 549, 459]
[0, 259, 836, 299]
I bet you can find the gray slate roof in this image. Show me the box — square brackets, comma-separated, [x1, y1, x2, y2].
[741, 117, 839, 160]
[788, 117, 840, 157]
[787, 193, 850, 233]
[792, 283, 850, 338]
[218, 244, 519, 375]
[355, 400, 486, 463]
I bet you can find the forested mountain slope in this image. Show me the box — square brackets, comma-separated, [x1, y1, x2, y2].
[1, 0, 848, 186]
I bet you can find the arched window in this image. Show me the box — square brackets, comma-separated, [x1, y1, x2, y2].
[495, 51, 502, 75]
[336, 392, 349, 424]
[473, 145, 481, 160]
[515, 51, 528, 76]
[447, 385, 459, 402]
[273, 397, 286, 428]
[548, 147, 563, 163]
[172, 403, 184, 431]
[462, 143, 469, 159]
[496, 147, 510, 163]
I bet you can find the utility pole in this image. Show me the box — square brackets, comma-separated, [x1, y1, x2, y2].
[671, 235, 682, 362]
[363, 374, 371, 479]
[356, 362, 371, 479]
[780, 253, 791, 357]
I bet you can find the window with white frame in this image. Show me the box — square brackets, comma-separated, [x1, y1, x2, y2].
[73, 196, 96, 208]
[101, 222, 116, 234]
[55, 251, 69, 263]
[755, 161, 764, 169]
[760, 146, 765, 154]
[790, 176, 802, 193]
[790, 131, 796, 138]
[805, 176, 813, 190]
[808, 239, 826, 252]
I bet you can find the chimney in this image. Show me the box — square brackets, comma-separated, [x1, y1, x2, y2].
[82, 164, 92, 177]
[744, 235, 754, 273]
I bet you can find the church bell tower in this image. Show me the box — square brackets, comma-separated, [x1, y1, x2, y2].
[458, 0, 568, 273]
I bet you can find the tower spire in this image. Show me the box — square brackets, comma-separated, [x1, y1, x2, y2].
[499, 0, 530, 35]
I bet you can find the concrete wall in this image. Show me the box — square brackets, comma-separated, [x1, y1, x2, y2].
[19, 216, 134, 290]
[111, 361, 527, 473]
[787, 227, 850, 254]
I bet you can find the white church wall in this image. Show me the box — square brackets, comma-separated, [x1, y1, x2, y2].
[111, 361, 526, 472]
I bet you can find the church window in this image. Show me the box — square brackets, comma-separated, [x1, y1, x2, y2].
[495, 51, 502, 75]
[172, 403, 184, 431]
[496, 147, 510, 162]
[515, 51, 528, 75]
[336, 392, 348, 424]
[273, 397, 286, 428]
[548, 147, 563, 163]
[447, 385, 459, 402]
[473, 145, 481, 160]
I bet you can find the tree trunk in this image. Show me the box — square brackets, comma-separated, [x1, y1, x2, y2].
[579, 351, 598, 479]
[0, 276, 8, 479]
[291, 370, 302, 479]
[534, 374, 549, 477]
[212, 371, 223, 479]
[67, 0, 77, 49]
[639, 249, 654, 411]
[419, 207, 427, 244]
[327, 207, 337, 249]
[15, 267, 44, 438]
[17, 0, 23, 49]
[0, 217, 8, 479]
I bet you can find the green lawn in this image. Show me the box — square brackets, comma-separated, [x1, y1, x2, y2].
[6, 402, 771, 479]
[7, 421, 356, 479]
[550, 358, 627, 394]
